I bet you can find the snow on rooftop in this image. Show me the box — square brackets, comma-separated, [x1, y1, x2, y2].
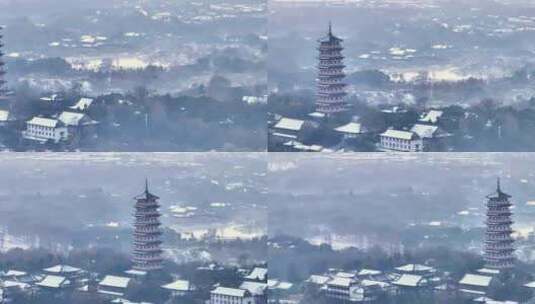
[36, 275, 68, 288]
[124, 269, 147, 276]
[240, 281, 267, 295]
[3, 280, 30, 289]
[396, 264, 434, 273]
[335, 122, 365, 134]
[327, 276, 353, 287]
[274, 117, 305, 131]
[44, 265, 81, 274]
[307, 275, 331, 285]
[211, 286, 248, 297]
[381, 129, 417, 140]
[245, 267, 267, 281]
[0, 110, 10, 122]
[392, 274, 423, 287]
[2, 270, 26, 277]
[361, 279, 390, 288]
[99, 275, 131, 289]
[477, 268, 500, 275]
[410, 124, 439, 139]
[459, 274, 492, 287]
[419, 110, 443, 124]
[308, 112, 326, 118]
[358, 269, 382, 276]
[335, 272, 355, 278]
[58, 111, 87, 126]
[27, 117, 60, 128]
[70, 97, 94, 111]
[162, 279, 191, 291]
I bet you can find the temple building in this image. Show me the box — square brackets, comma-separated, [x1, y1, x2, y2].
[132, 179, 163, 271]
[484, 179, 515, 270]
[316, 23, 348, 115]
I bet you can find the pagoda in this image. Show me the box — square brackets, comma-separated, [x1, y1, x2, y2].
[132, 179, 163, 271]
[316, 22, 348, 115]
[0, 26, 7, 99]
[484, 178, 515, 269]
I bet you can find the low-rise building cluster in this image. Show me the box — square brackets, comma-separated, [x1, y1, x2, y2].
[269, 108, 451, 152]
[0, 264, 270, 304]
[267, 263, 535, 304]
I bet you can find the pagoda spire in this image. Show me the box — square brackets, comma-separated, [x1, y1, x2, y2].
[145, 178, 149, 193]
[328, 21, 332, 36]
[497, 177, 501, 193]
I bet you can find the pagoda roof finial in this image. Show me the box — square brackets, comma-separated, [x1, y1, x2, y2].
[497, 177, 501, 193]
[328, 21, 332, 36]
[145, 178, 149, 193]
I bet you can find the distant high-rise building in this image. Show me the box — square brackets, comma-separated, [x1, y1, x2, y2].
[132, 179, 163, 271]
[316, 22, 348, 115]
[484, 178, 515, 269]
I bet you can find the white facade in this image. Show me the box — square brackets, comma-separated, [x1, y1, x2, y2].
[379, 130, 422, 152]
[23, 117, 68, 143]
[210, 287, 254, 304]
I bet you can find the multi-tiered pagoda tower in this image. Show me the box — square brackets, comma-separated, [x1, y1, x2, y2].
[0, 26, 8, 99]
[316, 22, 348, 115]
[484, 178, 515, 270]
[132, 179, 163, 271]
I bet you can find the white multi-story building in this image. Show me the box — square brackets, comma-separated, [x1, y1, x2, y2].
[379, 129, 422, 152]
[210, 287, 254, 304]
[22, 117, 68, 143]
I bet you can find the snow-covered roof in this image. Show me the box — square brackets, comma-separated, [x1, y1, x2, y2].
[419, 110, 443, 124]
[327, 277, 353, 287]
[274, 118, 305, 131]
[392, 274, 423, 287]
[36, 275, 68, 288]
[99, 275, 131, 289]
[124, 269, 147, 276]
[0, 110, 10, 122]
[477, 268, 500, 275]
[240, 281, 267, 295]
[335, 272, 355, 279]
[161, 279, 190, 291]
[410, 124, 439, 139]
[70, 97, 94, 111]
[307, 275, 331, 285]
[474, 296, 518, 304]
[275, 281, 293, 290]
[380, 129, 418, 140]
[58, 111, 89, 126]
[44, 265, 81, 274]
[335, 122, 365, 134]
[459, 274, 492, 287]
[27, 117, 60, 128]
[361, 280, 390, 288]
[358, 269, 382, 276]
[272, 132, 298, 139]
[244, 267, 267, 281]
[2, 270, 27, 277]
[308, 112, 326, 118]
[460, 288, 486, 295]
[110, 299, 153, 304]
[3, 281, 31, 289]
[211, 287, 248, 298]
[395, 264, 434, 273]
